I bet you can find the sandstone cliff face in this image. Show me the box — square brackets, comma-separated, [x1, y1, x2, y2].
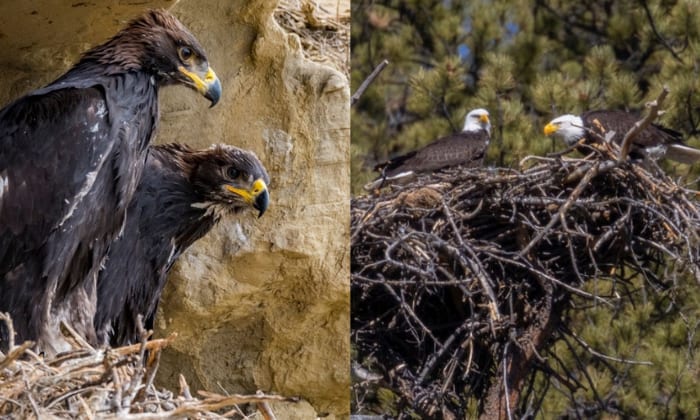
[0, 1, 350, 418]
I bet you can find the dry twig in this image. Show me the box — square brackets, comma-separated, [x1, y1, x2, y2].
[352, 60, 389, 106]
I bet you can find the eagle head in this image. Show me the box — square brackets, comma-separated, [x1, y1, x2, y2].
[191, 145, 270, 218]
[463, 108, 491, 135]
[544, 114, 585, 146]
[93, 9, 222, 106]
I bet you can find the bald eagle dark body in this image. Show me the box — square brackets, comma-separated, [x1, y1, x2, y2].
[0, 10, 221, 353]
[94, 143, 269, 346]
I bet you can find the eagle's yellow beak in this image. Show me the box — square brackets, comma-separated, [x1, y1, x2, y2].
[225, 179, 269, 217]
[543, 122, 558, 136]
[178, 66, 222, 106]
[480, 114, 490, 124]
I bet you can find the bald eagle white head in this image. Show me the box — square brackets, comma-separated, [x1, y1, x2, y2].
[463, 108, 492, 136]
[543, 114, 584, 146]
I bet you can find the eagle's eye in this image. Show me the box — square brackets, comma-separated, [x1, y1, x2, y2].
[227, 167, 240, 179]
[178, 46, 194, 62]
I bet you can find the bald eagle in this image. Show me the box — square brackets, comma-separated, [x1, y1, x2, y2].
[544, 110, 700, 163]
[364, 108, 491, 190]
[0, 10, 221, 353]
[94, 143, 269, 346]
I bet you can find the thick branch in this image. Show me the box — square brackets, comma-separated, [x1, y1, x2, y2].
[618, 86, 670, 162]
[351, 60, 389, 106]
[480, 283, 557, 420]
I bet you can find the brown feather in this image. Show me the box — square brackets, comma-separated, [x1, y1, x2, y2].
[67, 9, 209, 79]
[581, 110, 683, 147]
[376, 130, 490, 177]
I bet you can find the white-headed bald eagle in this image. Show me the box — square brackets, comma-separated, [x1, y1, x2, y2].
[94, 143, 269, 346]
[0, 10, 221, 354]
[544, 110, 700, 163]
[364, 108, 491, 190]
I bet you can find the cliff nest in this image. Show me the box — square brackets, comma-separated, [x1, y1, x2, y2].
[275, 0, 350, 75]
[0, 315, 297, 419]
[351, 144, 700, 418]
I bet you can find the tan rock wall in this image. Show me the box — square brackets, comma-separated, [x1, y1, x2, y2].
[0, 1, 350, 417]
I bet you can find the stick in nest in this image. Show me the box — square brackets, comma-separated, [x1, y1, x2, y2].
[0, 312, 17, 351]
[618, 85, 670, 162]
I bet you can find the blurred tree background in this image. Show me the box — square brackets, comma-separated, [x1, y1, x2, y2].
[351, 0, 700, 417]
[351, 0, 700, 193]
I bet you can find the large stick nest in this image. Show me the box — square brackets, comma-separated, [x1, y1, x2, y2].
[0, 315, 297, 419]
[351, 149, 700, 418]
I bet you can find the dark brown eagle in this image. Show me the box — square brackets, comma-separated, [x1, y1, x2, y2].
[364, 108, 491, 190]
[93, 143, 269, 346]
[544, 110, 700, 163]
[0, 10, 221, 353]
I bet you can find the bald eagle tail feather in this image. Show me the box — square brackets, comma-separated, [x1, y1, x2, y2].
[363, 171, 417, 191]
[665, 144, 700, 164]
[653, 123, 684, 142]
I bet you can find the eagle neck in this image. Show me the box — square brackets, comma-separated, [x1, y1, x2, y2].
[146, 149, 219, 250]
[463, 122, 490, 136]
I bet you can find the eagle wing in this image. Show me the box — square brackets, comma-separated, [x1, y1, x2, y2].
[93, 172, 161, 346]
[581, 110, 682, 147]
[0, 87, 113, 275]
[94, 149, 179, 345]
[0, 75, 160, 346]
[380, 131, 489, 177]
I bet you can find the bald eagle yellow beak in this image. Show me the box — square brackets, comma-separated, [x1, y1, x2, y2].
[178, 66, 222, 106]
[543, 122, 558, 137]
[479, 114, 489, 124]
[225, 179, 269, 218]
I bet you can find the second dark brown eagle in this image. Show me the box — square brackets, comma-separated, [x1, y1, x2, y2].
[94, 143, 269, 347]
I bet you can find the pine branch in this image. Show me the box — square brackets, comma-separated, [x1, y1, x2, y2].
[640, 0, 684, 63]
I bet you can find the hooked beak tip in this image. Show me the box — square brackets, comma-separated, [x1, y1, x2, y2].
[254, 189, 270, 218]
[205, 77, 222, 107]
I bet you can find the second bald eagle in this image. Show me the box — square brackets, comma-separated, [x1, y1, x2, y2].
[544, 110, 700, 163]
